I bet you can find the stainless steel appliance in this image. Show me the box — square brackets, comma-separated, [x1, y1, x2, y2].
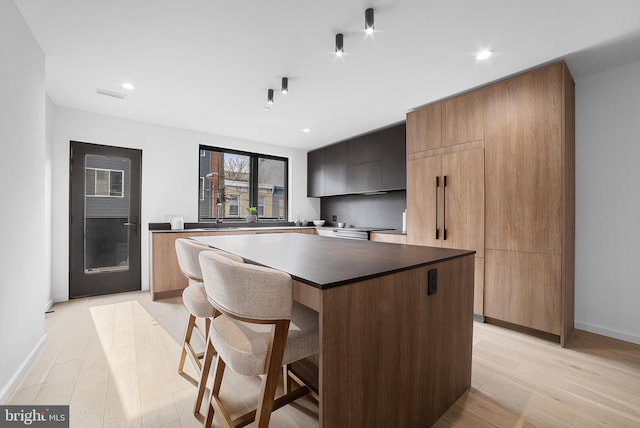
[332, 227, 391, 240]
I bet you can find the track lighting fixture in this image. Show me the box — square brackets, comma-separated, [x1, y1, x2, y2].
[335, 33, 344, 57]
[281, 77, 288, 94]
[365, 8, 374, 34]
[267, 89, 274, 105]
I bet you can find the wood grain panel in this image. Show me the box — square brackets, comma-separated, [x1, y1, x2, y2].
[319, 255, 474, 427]
[441, 145, 484, 257]
[442, 90, 484, 147]
[406, 103, 442, 154]
[150, 231, 205, 300]
[407, 154, 441, 246]
[369, 232, 407, 244]
[484, 63, 563, 254]
[484, 249, 562, 335]
[474, 257, 484, 315]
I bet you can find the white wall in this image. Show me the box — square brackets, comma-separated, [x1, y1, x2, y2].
[575, 58, 640, 344]
[0, 1, 48, 402]
[51, 106, 319, 302]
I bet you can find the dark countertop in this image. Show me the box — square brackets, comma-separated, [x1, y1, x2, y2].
[149, 226, 315, 233]
[192, 233, 474, 289]
[149, 221, 301, 231]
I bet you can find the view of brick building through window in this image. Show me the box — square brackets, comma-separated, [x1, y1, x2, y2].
[199, 147, 287, 221]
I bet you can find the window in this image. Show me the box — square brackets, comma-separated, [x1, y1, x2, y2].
[228, 197, 239, 216]
[85, 168, 124, 197]
[198, 146, 288, 221]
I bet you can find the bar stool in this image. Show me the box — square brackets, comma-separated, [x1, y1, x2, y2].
[199, 250, 319, 428]
[174, 238, 244, 411]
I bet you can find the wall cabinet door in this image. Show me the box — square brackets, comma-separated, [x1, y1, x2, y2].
[324, 143, 347, 195]
[381, 126, 407, 190]
[406, 103, 441, 154]
[442, 90, 484, 147]
[307, 148, 325, 197]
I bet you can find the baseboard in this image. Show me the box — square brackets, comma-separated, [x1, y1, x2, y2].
[574, 321, 640, 346]
[44, 298, 54, 313]
[0, 333, 48, 404]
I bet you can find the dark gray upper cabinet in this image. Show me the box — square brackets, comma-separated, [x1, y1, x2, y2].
[347, 134, 382, 166]
[307, 122, 406, 197]
[324, 143, 347, 195]
[307, 148, 325, 197]
[380, 125, 407, 190]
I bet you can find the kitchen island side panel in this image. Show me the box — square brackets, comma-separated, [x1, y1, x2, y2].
[319, 254, 474, 427]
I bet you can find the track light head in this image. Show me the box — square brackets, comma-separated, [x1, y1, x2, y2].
[335, 33, 344, 57]
[281, 77, 288, 94]
[267, 89, 274, 105]
[365, 8, 374, 34]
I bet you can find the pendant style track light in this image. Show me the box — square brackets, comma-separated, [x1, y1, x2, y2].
[267, 89, 274, 105]
[335, 33, 344, 57]
[281, 77, 288, 94]
[365, 8, 374, 34]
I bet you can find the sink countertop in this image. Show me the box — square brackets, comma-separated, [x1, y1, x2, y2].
[149, 225, 315, 233]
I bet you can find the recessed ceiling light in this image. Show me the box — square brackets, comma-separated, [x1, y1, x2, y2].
[121, 82, 135, 90]
[302, 128, 311, 133]
[476, 50, 492, 60]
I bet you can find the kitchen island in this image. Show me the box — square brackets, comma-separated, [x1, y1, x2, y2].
[193, 233, 475, 427]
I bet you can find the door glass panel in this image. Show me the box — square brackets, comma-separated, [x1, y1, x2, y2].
[84, 154, 130, 273]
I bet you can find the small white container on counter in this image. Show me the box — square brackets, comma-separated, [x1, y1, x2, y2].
[169, 216, 184, 230]
[402, 209, 407, 233]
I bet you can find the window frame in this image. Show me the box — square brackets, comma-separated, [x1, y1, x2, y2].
[85, 167, 125, 198]
[198, 145, 288, 221]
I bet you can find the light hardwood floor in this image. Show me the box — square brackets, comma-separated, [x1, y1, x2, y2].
[8, 291, 640, 427]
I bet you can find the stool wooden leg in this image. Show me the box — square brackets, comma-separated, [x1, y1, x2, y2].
[282, 364, 291, 394]
[194, 335, 215, 415]
[205, 356, 227, 428]
[178, 313, 197, 373]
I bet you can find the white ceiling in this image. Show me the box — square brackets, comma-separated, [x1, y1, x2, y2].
[15, 0, 640, 151]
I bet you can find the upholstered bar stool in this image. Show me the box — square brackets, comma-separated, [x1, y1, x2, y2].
[174, 239, 243, 379]
[199, 251, 319, 428]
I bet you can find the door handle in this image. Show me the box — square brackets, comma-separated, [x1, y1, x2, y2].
[443, 175, 447, 241]
[435, 176, 440, 240]
[124, 222, 138, 231]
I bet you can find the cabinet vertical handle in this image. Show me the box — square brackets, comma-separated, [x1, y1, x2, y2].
[435, 176, 440, 240]
[443, 175, 448, 240]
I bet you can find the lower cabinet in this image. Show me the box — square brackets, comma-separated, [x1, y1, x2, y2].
[369, 232, 407, 244]
[484, 250, 562, 335]
[150, 228, 315, 300]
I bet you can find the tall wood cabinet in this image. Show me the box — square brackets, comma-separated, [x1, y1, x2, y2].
[483, 62, 575, 345]
[406, 62, 575, 345]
